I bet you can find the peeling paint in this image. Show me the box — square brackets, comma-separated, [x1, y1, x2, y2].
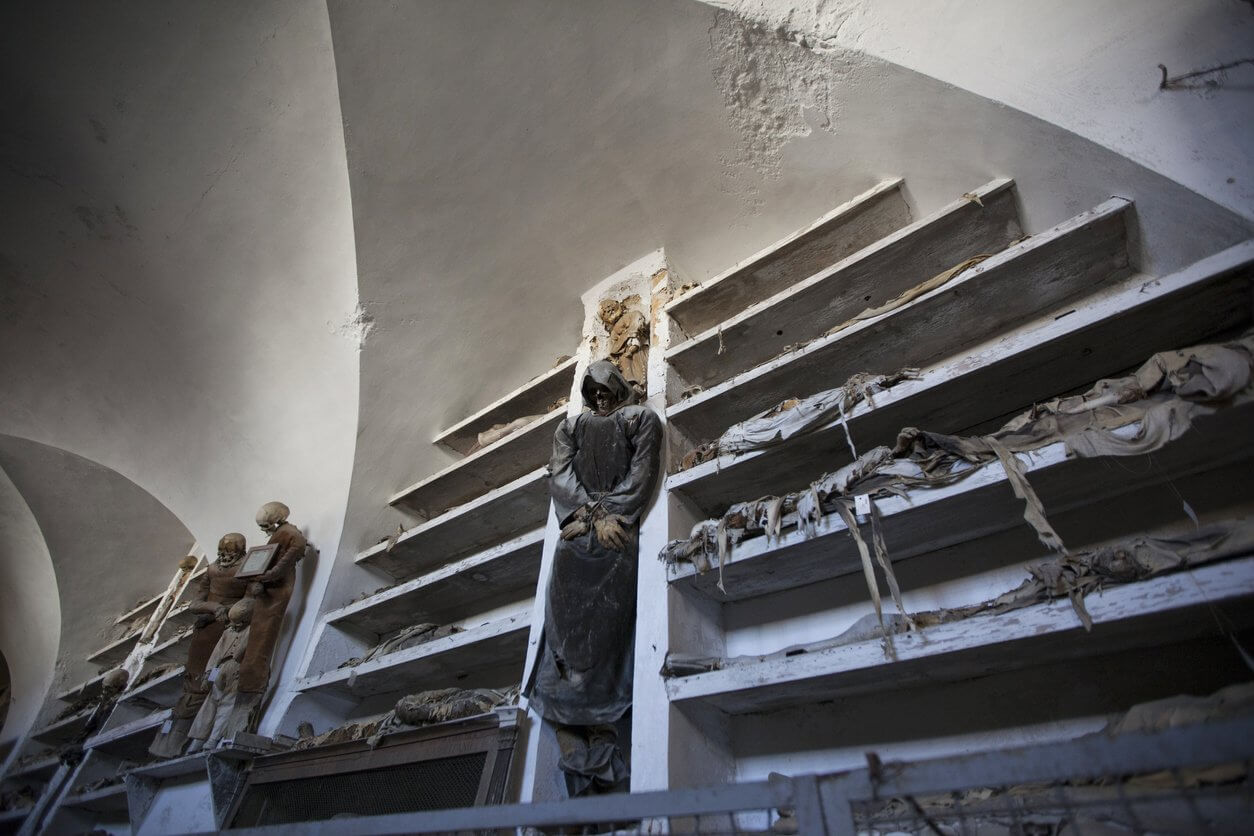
[707, 7, 861, 179]
[333, 303, 376, 349]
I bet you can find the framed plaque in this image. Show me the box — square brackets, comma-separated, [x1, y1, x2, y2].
[234, 543, 280, 578]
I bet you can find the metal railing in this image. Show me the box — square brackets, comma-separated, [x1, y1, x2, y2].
[212, 715, 1254, 835]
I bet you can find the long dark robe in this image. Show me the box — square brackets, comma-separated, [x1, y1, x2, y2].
[528, 362, 662, 727]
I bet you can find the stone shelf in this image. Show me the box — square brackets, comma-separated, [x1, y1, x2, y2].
[114, 593, 162, 627]
[668, 401, 1254, 602]
[174, 566, 206, 603]
[86, 628, 143, 668]
[61, 782, 128, 815]
[32, 708, 94, 746]
[124, 745, 254, 781]
[667, 195, 1133, 445]
[53, 672, 108, 707]
[668, 242, 1254, 516]
[145, 629, 193, 666]
[119, 667, 185, 710]
[3, 754, 59, 784]
[665, 179, 910, 337]
[668, 556, 1254, 715]
[84, 709, 171, 762]
[391, 409, 564, 521]
[434, 356, 577, 456]
[665, 179, 1023, 393]
[162, 602, 198, 630]
[0, 807, 31, 825]
[362, 467, 550, 581]
[332, 528, 544, 637]
[298, 608, 532, 699]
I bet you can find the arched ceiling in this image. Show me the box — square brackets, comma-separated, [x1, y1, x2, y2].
[0, 437, 194, 711]
[0, 0, 361, 716]
[0, 458, 59, 750]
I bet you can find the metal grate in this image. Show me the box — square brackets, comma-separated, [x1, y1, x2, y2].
[231, 751, 487, 826]
[851, 765, 1254, 836]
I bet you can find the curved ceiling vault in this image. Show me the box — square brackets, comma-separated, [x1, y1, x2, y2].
[0, 436, 195, 748]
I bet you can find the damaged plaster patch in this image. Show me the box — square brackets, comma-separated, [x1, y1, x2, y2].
[332, 303, 375, 349]
[706, 4, 865, 179]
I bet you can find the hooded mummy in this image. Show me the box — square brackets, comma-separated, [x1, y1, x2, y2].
[527, 360, 662, 792]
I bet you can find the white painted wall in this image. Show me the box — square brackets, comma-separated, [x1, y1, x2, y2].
[0, 0, 360, 737]
[705, 0, 1254, 220]
[0, 464, 59, 755]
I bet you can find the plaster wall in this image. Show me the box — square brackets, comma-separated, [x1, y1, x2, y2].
[0, 0, 360, 734]
[705, 0, 1254, 220]
[0, 437, 193, 707]
[0, 463, 59, 752]
[322, 0, 1250, 629]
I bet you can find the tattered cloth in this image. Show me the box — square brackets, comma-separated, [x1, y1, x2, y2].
[659, 334, 1254, 653]
[679, 368, 918, 471]
[663, 518, 1254, 677]
[338, 623, 461, 669]
[291, 687, 518, 751]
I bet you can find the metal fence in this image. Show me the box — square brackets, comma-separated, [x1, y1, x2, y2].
[214, 715, 1254, 835]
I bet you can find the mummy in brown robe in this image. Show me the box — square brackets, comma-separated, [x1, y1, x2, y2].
[150, 534, 249, 758]
[526, 361, 662, 795]
[224, 501, 307, 733]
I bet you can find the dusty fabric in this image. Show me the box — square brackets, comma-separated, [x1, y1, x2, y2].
[470, 414, 544, 453]
[661, 334, 1254, 598]
[527, 361, 662, 729]
[678, 369, 918, 471]
[238, 522, 306, 694]
[1105, 681, 1254, 737]
[825, 254, 994, 339]
[338, 623, 461, 669]
[393, 687, 513, 726]
[291, 687, 518, 751]
[188, 621, 250, 749]
[556, 723, 627, 797]
[662, 520, 1254, 677]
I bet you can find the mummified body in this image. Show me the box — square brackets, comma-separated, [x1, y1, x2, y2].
[527, 361, 662, 795]
[187, 598, 253, 752]
[229, 501, 307, 729]
[151, 534, 250, 758]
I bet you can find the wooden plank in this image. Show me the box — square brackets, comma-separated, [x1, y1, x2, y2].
[666, 179, 1022, 389]
[667, 556, 1254, 714]
[3, 755, 59, 784]
[669, 400, 1254, 602]
[84, 709, 171, 761]
[667, 197, 1133, 443]
[86, 629, 142, 668]
[53, 672, 108, 706]
[435, 357, 577, 456]
[332, 529, 544, 637]
[32, 709, 93, 745]
[62, 782, 128, 814]
[392, 409, 563, 521]
[145, 630, 193, 666]
[119, 666, 185, 709]
[298, 609, 532, 699]
[666, 179, 910, 336]
[114, 593, 161, 626]
[669, 244, 1254, 515]
[365, 467, 550, 581]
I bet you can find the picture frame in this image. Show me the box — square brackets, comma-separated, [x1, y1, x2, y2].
[234, 543, 280, 578]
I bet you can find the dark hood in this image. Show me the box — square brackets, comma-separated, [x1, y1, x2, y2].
[581, 360, 633, 413]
